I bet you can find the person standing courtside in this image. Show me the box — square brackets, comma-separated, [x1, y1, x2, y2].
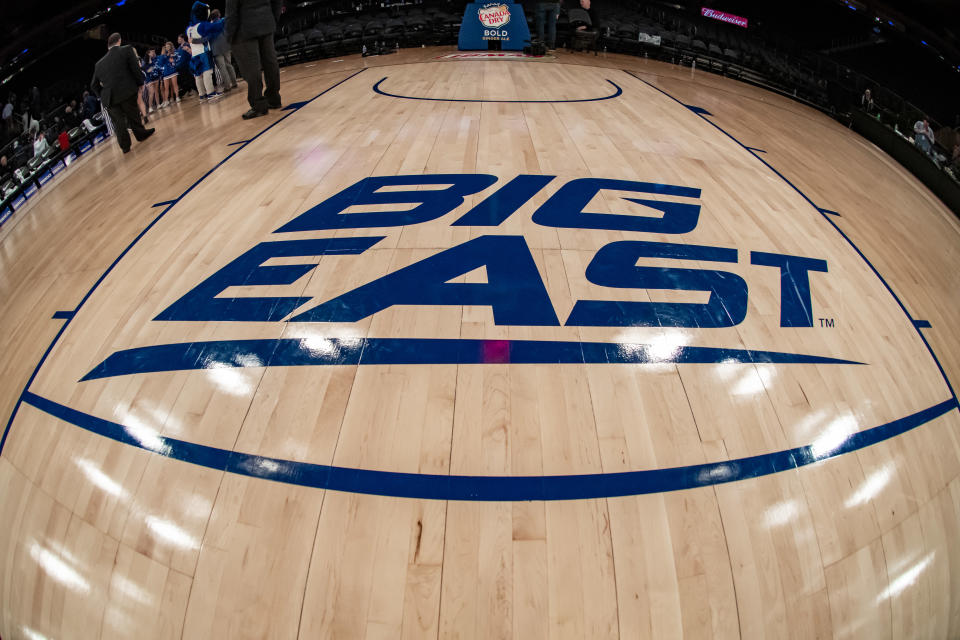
[210, 9, 239, 93]
[226, 0, 282, 119]
[90, 33, 155, 153]
[536, 0, 561, 52]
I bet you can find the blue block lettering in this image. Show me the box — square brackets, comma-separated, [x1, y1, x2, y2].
[289, 235, 560, 326]
[275, 174, 497, 232]
[532, 178, 701, 233]
[452, 175, 555, 226]
[566, 241, 748, 327]
[751, 252, 828, 327]
[154, 237, 383, 322]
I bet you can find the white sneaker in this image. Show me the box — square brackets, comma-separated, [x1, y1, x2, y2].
[148, 107, 154, 113]
[175, 96, 181, 103]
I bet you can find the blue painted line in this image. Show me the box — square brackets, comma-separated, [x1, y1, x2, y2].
[746, 146, 767, 153]
[20, 391, 958, 500]
[914, 320, 932, 329]
[226, 140, 249, 147]
[152, 199, 177, 208]
[282, 101, 309, 110]
[0, 68, 368, 456]
[373, 77, 624, 103]
[80, 337, 863, 381]
[51, 310, 75, 320]
[625, 69, 958, 404]
[685, 105, 712, 116]
[819, 208, 842, 217]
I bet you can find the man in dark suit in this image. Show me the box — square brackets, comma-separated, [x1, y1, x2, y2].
[90, 33, 155, 153]
[226, 0, 283, 119]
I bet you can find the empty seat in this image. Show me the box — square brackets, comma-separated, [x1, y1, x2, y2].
[342, 22, 363, 51]
[274, 36, 291, 62]
[288, 32, 307, 62]
[305, 29, 324, 58]
[567, 8, 592, 29]
[320, 25, 343, 55]
[403, 15, 429, 46]
[613, 24, 639, 53]
[384, 18, 405, 43]
[363, 20, 384, 46]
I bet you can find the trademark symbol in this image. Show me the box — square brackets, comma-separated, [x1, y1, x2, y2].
[819, 318, 835, 328]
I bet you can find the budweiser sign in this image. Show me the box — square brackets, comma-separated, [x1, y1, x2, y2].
[701, 7, 748, 28]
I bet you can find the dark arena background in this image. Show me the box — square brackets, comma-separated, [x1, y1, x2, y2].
[1, 0, 960, 638]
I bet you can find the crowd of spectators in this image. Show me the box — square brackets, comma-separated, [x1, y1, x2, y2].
[3, 0, 280, 198]
[857, 87, 960, 176]
[0, 9, 245, 191]
[0, 88, 104, 191]
[4, 0, 958, 199]
[0, 34, 184, 191]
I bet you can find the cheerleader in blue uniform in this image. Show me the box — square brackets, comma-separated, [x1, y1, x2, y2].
[142, 49, 162, 113]
[133, 48, 150, 124]
[186, 2, 225, 102]
[159, 41, 181, 107]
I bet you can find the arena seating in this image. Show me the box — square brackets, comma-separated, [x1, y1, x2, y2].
[269, 0, 830, 108]
[0, 113, 110, 228]
[2, 1, 953, 234]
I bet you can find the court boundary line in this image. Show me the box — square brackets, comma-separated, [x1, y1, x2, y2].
[259, 55, 855, 129]
[20, 391, 958, 500]
[369, 56, 850, 128]
[372, 76, 623, 103]
[0, 67, 368, 454]
[623, 68, 958, 405]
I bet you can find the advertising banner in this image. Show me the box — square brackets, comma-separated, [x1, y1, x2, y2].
[701, 7, 748, 28]
[459, 0, 531, 51]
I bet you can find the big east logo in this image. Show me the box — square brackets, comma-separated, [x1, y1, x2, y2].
[84, 174, 856, 380]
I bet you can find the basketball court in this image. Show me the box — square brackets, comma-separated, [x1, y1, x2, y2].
[1, 48, 959, 638]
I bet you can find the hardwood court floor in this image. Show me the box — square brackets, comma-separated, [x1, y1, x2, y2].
[1, 47, 959, 639]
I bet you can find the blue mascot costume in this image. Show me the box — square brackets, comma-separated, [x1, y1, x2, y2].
[187, 2, 225, 101]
